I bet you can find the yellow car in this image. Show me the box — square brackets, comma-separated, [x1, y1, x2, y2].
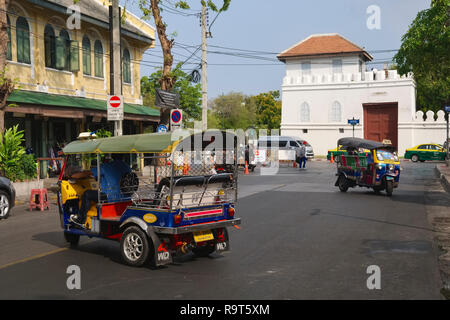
[404, 143, 446, 162]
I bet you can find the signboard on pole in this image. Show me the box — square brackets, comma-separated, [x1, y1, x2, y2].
[155, 89, 180, 109]
[347, 118, 360, 125]
[107, 95, 123, 121]
[170, 109, 183, 130]
[444, 106, 450, 113]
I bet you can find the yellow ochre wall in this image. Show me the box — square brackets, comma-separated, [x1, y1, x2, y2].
[5, 0, 155, 104]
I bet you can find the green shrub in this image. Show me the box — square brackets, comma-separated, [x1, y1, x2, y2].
[0, 125, 36, 181]
[0, 125, 26, 180]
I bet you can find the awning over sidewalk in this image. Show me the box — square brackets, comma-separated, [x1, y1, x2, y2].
[6, 90, 160, 121]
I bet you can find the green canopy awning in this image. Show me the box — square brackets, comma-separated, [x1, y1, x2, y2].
[63, 132, 185, 154]
[7, 90, 160, 117]
[63, 130, 238, 154]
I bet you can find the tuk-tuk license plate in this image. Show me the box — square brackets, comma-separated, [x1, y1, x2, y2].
[193, 230, 214, 243]
[386, 176, 394, 180]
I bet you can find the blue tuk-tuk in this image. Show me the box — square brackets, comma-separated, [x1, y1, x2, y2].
[58, 130, 241, 267]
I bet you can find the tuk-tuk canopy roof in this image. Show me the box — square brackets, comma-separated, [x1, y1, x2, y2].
[337, 137, 393, 151]
[63, 130, 237, 154]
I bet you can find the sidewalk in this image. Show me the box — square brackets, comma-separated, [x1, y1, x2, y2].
[435, 162, 450, 193]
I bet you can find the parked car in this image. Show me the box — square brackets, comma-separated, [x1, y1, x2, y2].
[404, 143, 447, 162]
[0, 176, 16, 219]
[327, 145, 370, 162]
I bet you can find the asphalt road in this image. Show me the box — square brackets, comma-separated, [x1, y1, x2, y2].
[0, 161, 448, 299]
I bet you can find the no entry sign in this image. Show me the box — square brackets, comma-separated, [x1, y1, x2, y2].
[107, 95, 123, 121]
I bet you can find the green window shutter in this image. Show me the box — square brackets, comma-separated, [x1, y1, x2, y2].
[123, 49, 131, 83]
[94, 40, 103, 77]
[16, 17, 30, 64]
[6, 16, 11, 61]
[55, 36, 66, 70]
[70, 40, 80, 72]
[82, 37, 91, 75]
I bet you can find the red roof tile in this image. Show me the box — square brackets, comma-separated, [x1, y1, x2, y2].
[278, 34, 372, 61]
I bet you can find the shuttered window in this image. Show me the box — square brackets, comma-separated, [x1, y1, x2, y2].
[44, 24, 56, 68]
[16, 17, 30, 64]
[82, 36, 91, 75]
[6, 16, 11, 61]
[300, 102, 310, 122]
[123, 48, 131, 83]
[330, 101, 342, 122]
[94, 40, 103, 77]
[57, 29, 70, 71]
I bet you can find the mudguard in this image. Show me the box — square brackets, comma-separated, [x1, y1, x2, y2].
[120, 217, 173, 267]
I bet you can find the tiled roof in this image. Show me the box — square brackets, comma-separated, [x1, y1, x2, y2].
[278, 34, 372, 61]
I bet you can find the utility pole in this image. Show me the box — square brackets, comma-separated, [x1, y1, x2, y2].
[110, 0, 122, 136]
[201, 3, 208, 131]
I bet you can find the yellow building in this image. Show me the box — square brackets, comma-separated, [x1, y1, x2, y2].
[4, 0, 159, 174]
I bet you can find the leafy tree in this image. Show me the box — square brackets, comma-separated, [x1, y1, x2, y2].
[393, 0, 450, 112]
[251, 90, 281, 130]
[209, 92, 257, 129]
[141, 64, 202, 122]
[138, 0, 231, 124]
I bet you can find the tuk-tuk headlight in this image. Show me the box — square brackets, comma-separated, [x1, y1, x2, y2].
[388, 164, 394, 171]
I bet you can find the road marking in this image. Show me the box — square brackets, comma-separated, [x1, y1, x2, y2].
[0, 247, 68, 271]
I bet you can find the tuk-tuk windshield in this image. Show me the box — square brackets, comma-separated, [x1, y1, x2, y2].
[376, 149, 398, 161]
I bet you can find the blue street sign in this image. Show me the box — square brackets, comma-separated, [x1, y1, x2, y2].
[444, 106, 450, 113]
[157, 124, 168, 133]
[348, 118, 360, 125]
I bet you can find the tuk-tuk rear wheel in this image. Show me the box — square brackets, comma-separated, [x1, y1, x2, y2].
[120, 226, 150, 267]
[64, 232, 80, 247]
[338, 176, 349, 192]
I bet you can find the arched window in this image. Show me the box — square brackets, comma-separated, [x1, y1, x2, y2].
[44, 24, 56, 68]
[123, 48, 131, 83]
[82, 36, 91, 75]
[16, 17, 30, 64]
[94, 40, 103, 77]
[6, 16, 11, 61]
[330, 101, 342, 122]
[300, 102, 310, 122]
[58, 29, 70, 71]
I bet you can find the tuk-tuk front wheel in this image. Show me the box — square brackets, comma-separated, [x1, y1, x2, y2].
[385, 180, 394, 196]
[338, 175, 349, 192]
[120, 226, 151, 267]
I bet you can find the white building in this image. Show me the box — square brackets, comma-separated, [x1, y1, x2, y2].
[278, 33, 446, 156]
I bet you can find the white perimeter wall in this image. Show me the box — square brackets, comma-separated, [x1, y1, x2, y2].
[280, 70, 447, 156]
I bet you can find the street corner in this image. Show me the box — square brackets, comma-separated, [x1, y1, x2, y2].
[435, 163, 450, 193]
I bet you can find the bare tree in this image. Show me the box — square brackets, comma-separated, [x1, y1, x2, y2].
[0, 0, 14, 132]
[140, 0, 230, 125]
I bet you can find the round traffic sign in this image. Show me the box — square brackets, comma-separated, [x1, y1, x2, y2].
[157, 124, 168, 133]
[109, 95, 121, 108]
[171, 110, 182, 124]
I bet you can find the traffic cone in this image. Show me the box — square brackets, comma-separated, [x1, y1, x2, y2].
[244, 161, 249, 175]
[330, 152, 334, 163]
[293, 160, 297, 168]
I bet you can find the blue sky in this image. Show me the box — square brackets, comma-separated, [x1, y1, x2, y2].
[122, 0, 431, 99]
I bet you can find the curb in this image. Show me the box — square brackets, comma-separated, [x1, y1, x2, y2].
[435, 165, 450, 194]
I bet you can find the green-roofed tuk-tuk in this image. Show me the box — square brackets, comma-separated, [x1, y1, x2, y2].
[58, 130, 241, 267]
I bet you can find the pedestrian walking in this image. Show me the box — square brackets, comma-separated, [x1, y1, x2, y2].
[299, 143, 307, 169]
